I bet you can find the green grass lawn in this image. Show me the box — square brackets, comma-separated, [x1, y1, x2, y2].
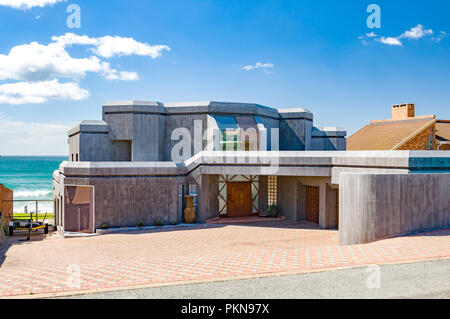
[13, 213, 54, 220]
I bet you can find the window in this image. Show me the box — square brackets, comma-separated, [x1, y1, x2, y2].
[189, 185, 198, 210]
[236, 116, 259, 151]
[178, 185, 184, 221]
[215, 116, 240, 151]
[76, 154, 79, 162]
[215, 115, 261, 151]
[268, 176, 278, 206]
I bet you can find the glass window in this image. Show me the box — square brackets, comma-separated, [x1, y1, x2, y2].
[215, 116, 239, 131]
[215, 116, 240, 151]
[268, 176, 278, 206]
[236, 116, 259, 151]
[254, 116, 264, 125]
[215, 116, 263, 151]
[178, 185, 184, 221]
[189, 185, 198, 207]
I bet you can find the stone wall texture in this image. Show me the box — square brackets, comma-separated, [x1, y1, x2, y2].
[0, 184, 13, 226]
[396, 124, 435, 150]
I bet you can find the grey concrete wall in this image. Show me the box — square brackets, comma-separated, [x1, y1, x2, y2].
[197, 174, 219, 222]
[79, 133, 112, 162]
[164, 114, 209, 161]
[259, 176, 268, 214]
[278, 176, 299, 221]
[68, 133, 80, 161]
[279, 119, 309, 151]
[110, 140, 132, 161]
[132, 113, 165, 161]
[339, 173, 450, 245]
[103, 113, 134, 141]
[324, 184, 338, 228]
[297, 183, 306, 221]
[60, 176, 183, 230]
[311, 137, 346, 151]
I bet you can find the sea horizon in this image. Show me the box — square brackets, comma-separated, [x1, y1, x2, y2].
[0, 155, 68, 213]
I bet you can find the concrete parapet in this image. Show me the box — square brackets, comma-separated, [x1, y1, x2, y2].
[339, 172, 450, 245]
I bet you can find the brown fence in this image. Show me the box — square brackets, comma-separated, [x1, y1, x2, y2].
[0, 211, 6, 247]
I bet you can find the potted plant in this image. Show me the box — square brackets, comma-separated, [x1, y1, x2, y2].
[264, 204, 279, 218]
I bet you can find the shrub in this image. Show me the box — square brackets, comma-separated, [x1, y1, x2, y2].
[137, 222, 144, 227]
[267, 204, 279, 218]
[155, 220, 163, 227]
[100, 224, 109, 230]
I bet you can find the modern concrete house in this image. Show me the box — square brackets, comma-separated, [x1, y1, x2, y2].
[53, 101, 450, 245]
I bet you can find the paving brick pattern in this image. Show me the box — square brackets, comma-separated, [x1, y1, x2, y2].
[0, 221, 449, 297]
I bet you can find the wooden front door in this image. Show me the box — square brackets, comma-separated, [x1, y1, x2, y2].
[227, 182, 252, 217]
[306, 186, 320, 224]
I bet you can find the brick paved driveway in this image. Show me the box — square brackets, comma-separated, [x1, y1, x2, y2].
[0, 221, 449, 298]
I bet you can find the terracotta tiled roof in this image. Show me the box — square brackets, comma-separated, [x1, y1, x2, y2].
[347, 118, 436, 150]
[436, 120, 450, 141]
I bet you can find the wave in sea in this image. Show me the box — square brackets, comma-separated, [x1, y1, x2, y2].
[13, 189, 53, 199]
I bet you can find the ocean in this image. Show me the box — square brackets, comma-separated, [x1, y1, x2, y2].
[0, 156, 68, 213]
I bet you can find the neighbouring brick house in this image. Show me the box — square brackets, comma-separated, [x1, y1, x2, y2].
[0, 184, 13, 226]
[347, 103, 450, 151]
[436, 120, 450, 150]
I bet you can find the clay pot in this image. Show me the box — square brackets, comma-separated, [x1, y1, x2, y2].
[183, 195, 196, 224]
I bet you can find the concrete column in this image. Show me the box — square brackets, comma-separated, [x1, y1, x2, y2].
[297, 183, 306, 221]
[319, 182, 338, 229]
[197, 175, 219, 223]
[319, 182, 327, 228]
[259, 176, 268, 215]
[278, 176, 298, 221]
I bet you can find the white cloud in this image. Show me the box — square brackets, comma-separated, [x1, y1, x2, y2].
[52, 33, 171, 59]
[0, 33, 169, 104]
[242, 62, 274, 72]
[362, 24, 441, 47]
[378, 36, 403, 46]
[432, 31, 447, 43]
[0, 79, 89, 105]
[399, 24, 433, 40]
[0, 0, 62, 10]
[0, 41, 114, 81]
[0, 114, 72, 155]
[104, 70, 140, 81]
[358, 32, 378, 45]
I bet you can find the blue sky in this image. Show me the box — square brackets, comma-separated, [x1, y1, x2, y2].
[0, 0, 449, 155]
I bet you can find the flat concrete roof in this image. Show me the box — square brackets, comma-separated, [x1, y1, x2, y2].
[101, 101, 313, 120]
[312, 127, 347, 137]
[56, 151, 450, 183]
[68, 120, 109, 137]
